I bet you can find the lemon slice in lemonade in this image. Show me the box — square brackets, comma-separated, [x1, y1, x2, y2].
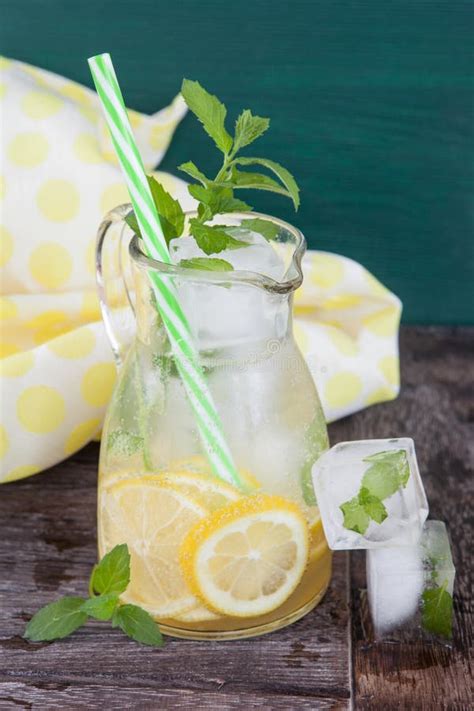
[99, 478, 207, 618]
[171, 455, 261, 492]
[173, 605, 222, 623]
[180, 495, 309, 618]
[159, 471, 241, 511]
[308, 514, 330, 562]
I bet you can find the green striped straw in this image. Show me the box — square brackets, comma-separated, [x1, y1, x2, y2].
[88, 53, 243, 490]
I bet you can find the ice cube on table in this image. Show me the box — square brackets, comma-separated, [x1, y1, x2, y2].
[311, 438, 429, 550]
[367, 520, 455, 641]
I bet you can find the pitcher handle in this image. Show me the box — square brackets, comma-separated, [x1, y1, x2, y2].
[96, 203, 136, 367]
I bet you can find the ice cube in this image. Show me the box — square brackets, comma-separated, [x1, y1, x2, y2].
[169, 234, 206, 264]
[167, 232, 289, 350]
[311, 438, 429, 549]
[366, 546, 424, 634]
[218, 228, 287, 282]
[367, 520, 455, 641]
[169, 229, 286, 282]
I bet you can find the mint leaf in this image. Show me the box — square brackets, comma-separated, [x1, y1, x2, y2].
[24, 597, 87, 642]
[112, 604, 164, 647]
[363, 449, 408, 468]
[361, 462, 401, 500]
[178, 161, 210, 186]
[181, 79, 233, 154]
[340, 496, 370, 534]
[188, 184, 251, 218]
[107, 430, 143, 457]
[179, 257, 233, 272]
[189, 219, 247, 255]
[362, 450, 410, 499]
[421, 584, 453, 638]
[90, 544, 130, 596]
[226, 167, 292, 199]
[125, 210, 140, 236]
[234, 157, 300, 210]
[82, 594, 119, 621]
[240, 218, 280, 241]
[125, 209, 174, 245]
[147, 176, 185, 241]
[233, 109, 269, 152]
[397, 454, 410, 487]
[358, 487, 387, 524]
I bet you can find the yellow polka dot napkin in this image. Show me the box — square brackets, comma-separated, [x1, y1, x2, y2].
[0, 56, 401, 484]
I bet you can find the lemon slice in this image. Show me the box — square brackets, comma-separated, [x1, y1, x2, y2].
[158, 471, 241, 511]
[308, 513, 330, 563]
[180, 495, 309, 618]
[309, 514, 325, 546]
[99, 478, 207, 618]
[173, 605, 222, 623]
[171, 455, 261, 492]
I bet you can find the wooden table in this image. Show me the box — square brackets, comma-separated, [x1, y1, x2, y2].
[1, 327, 472, 709]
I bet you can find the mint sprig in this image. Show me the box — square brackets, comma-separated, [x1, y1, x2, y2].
[340, 449, 410, 535]
[24, 544, 163, 648]
[125, 78, 300, 258]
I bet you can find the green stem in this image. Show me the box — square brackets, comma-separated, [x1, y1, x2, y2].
[214, 153, 234, 184]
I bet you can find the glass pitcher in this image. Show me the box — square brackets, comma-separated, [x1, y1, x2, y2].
[96, 206, 331, 640]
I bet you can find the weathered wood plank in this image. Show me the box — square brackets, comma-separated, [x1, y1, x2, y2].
[0, 680, 348, 710]
[330, 327, 474, 710]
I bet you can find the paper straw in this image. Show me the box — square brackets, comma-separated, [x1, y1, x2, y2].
[88, 53, 243, 489]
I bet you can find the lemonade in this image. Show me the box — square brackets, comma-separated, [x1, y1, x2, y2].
[98, 459, 331, 638]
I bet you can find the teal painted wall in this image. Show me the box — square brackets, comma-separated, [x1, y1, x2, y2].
[1, 0, 473, 323]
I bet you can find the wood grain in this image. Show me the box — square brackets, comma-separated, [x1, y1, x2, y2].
[0, 682, 348, 711]
[0, 327, 472, 709]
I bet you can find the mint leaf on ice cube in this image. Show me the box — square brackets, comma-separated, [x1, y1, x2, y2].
[340, 496, 370, 534]
[362, 449, 410, 499]
[358, 487, 388, 524]
[421, 582, 453, 638]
